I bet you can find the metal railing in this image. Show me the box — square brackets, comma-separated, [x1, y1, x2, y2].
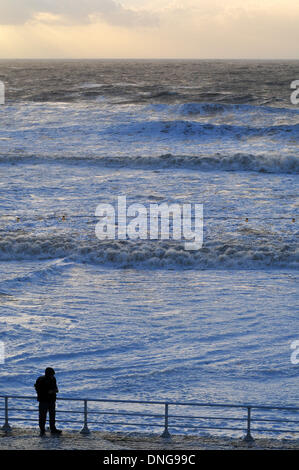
[0, 395, 298, 441]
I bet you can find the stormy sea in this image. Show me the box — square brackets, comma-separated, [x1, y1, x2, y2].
[0, 59, 298, 435]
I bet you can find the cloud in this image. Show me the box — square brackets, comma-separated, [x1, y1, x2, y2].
[0, 0, 298, 58]
[0, 0, 159, 27]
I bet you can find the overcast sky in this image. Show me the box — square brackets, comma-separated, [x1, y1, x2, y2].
[0, 0, 298, 58]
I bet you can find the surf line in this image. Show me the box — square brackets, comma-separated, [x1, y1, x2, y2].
[95, 196, 203, 250]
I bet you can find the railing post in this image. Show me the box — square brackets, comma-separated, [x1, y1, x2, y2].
[161, 403, 171, 439]
[244, 406, 254, 442]
[2, 397, 12, 432]
[80, 400, 90, 435]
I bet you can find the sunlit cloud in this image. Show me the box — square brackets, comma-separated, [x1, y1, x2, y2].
[0, 0, 159, 27]
[0, 0, 298, 58]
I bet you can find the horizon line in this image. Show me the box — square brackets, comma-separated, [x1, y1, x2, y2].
[0, 57, 299, 61]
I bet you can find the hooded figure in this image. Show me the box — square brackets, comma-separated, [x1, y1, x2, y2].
[34, 368, 62, 436]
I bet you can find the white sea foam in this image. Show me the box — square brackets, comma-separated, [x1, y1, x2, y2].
[106, 119, 299, 139]
[0, 232, 297, 269]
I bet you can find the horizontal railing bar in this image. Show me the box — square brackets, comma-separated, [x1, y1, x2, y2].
[82, 421, 162, 428]
[4, 408, 159, 416]
[53, 409, 83, 414]
[165, 423, 299, 434]
[7, 410, 165, 419]
[168, 414, 246, 422]
[3, 409, 247, 421]
[51, 419, 87, 424]
[82, 410, 164, 418]
[0, 395, 166, 405]
[162, 423, 247, 431]
[169, 414, 299, 425]
[0, 396, 42, 400]
[6, 412, 161, 417]
[1, 413, 177, 420]
[7, 417, 85, 425]
[170, 403, 298, 411]
[7, 417, 43, 423]
[4, 416, 163, 428]
[5, 411, 260, 422]
[6, 408, 84, 415]
[251, 418, 299, 424]
[6, 408, 40, 413]
[247, 427, 299, 433]
[1, 395, 298, 411]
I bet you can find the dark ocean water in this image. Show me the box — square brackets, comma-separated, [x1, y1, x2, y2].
[1, 59, 298, 107]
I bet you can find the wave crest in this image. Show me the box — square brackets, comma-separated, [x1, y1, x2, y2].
[0, 152, 297, 174]
[0, 232, 297, 269]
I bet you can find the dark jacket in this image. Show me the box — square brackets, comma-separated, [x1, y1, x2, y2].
[34, 375, 58, 403]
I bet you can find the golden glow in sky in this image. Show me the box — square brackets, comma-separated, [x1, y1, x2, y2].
[0, 0, 298, 59]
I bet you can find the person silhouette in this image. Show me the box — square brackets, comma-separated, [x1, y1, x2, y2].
[34, 367, 62, 436]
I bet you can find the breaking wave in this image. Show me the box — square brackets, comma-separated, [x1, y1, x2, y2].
[106, 119, 299, 140]
[148, 101, 299, 117]
[0, 259, 71, 289]
[0, 232, 297, 269]
[0, 152, 298, 174]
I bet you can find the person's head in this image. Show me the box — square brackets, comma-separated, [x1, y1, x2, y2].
[45, 367, 55, 377]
